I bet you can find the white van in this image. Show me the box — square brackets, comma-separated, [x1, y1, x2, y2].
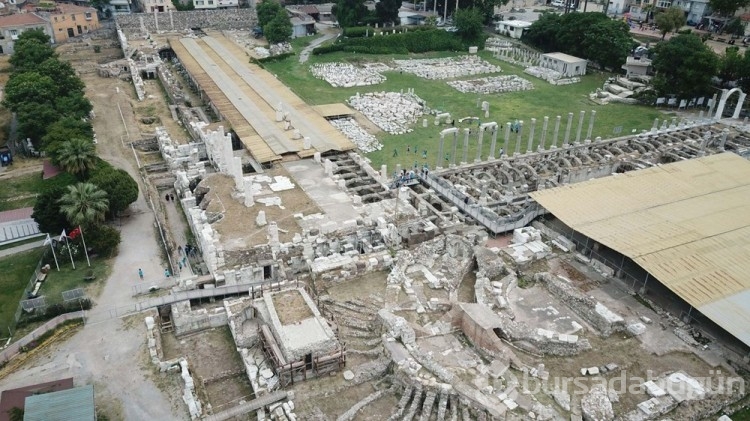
[551, 0, 565, 6]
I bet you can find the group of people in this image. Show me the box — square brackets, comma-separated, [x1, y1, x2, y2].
[135, 244, 199, 281]
[165, 193, 176, 202]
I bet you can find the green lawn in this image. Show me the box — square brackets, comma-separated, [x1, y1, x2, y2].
[0, 248, 44, 334]
[263, 49, 668, 171]
[37, 255, 112, 306]
[0, 170, 76, 212]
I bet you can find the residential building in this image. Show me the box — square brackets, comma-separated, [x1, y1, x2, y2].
[629, 0, 711, 24]
[140, 0, 175, 12]
[48, 3, 100, 43]
[288, 9, 314, 37]
[0, 13, 53, 55]
[108, 0, 133, 15]
[193, 0, 237, 10]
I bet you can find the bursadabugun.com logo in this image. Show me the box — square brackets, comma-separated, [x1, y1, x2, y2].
[505, 369, 745, 398]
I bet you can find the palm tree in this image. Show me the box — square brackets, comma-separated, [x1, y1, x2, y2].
[52, 137, 97, 178]
[58, 182, 109, 227]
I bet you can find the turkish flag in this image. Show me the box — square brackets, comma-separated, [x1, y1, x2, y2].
[69, 227, 81, 239]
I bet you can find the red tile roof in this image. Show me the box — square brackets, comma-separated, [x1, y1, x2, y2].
[52, 3, 97, 14]
[0, 13, 48, 27]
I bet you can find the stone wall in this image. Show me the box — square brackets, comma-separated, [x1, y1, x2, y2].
[535, 272, 625, 337]
[171, 300, 229, 336]
[116, 9, 258, 35]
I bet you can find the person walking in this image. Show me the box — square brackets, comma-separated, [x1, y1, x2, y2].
[164, 268, 170, 278]
[138, 268, 144, 280]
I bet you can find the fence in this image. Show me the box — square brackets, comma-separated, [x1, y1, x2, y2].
[0, 311, 84, 365]
[9, 248, 48, 336]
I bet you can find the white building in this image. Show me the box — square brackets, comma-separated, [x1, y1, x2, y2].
[494, 20, 531, 39]
[140, 0, 174, 12]
[108, 0, 133, 14]
[541, 52, 587, 77]
[193, 0, 238, 10]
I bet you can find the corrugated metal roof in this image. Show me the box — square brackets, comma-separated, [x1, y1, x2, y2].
[23, 384, 95, 421]
[530, 153, 750, 346]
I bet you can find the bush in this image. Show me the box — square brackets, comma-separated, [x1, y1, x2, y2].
[251, 52, 296, 65]
[312, 44, 346, 55]
[344, 26, 370, 38]
[677, 28, 692, 35]
[18, 301, 91, 328]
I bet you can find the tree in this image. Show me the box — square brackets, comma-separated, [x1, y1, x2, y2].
[264, 9, 293, 44]
[582, 20, 635, 70]
[41, 117, 94, 154]
[89, 166, 139, 218]
[332, 0, 367, 27]
[454, 7, 484, 41]
[652, 34, 719, 98]
[37, 58, 86, 98]
[58, 182, 109, 227]
[2, 72, 56, 112]
[522, 12, 563, 52]
[55, 93, 93, 120]
[16, 102, 60, 144]
[740, 51, 750, 92]
[257, 0, 283, 28]
[9, 38, 55, 72]
[709, 0, 750, 16]
[718, 46, 744, 83]
[724, 17, 745, 37]
[654, 7, 686, 40]
[32, 186, 69, 234]
[375, 0, 400, 25]
[52, 138, 98, 178]
[85, 225, 121, 257]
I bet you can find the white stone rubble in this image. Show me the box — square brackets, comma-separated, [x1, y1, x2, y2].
[525, 66, 581, 85]
[329, 117, 383, 153]
[347, 91, 425, 135]
[448, 75, 534, 94]
[394, 55, 501, 80]
[310, 62, 386, 87]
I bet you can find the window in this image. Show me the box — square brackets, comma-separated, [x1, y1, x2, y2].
[54, 16, 58, 22]
[9, 30, 17, 36]
[71, 14, 76, 21]
[208, 0, 213, 4]
[85, 12, 92, 19]
[59, 28, 63, 31]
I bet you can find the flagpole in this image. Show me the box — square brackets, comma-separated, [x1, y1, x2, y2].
[64, 233, 75, 270]
[79, 225, 90, 267]
[47, 234, 60, 271]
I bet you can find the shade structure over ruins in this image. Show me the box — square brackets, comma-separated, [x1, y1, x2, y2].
[531, 152, 750, 347]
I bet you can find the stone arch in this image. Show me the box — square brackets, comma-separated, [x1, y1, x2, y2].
[715, 88, 747, 119]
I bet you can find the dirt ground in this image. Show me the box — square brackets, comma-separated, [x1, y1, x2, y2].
[272, 289, 314, 325]
[202, 167, 321, 250]
[161, 326, 253, 412]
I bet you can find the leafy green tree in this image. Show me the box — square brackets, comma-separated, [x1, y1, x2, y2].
[709, 0, 750, 16]
[2, 72, 56, 112]
[32, 186, 68, 234]
[718, 46, 744, 83]
[52, 138, 97, 178]
[9, 38, 55, 72]
[16, 102, 60, 143]
[522, 12, 562, 51]
[257, 0, 283, 28]
[654, 7, 686, 40]
[58, 182, 110, 227]
[86, 224, 121, 257]
[332, 0, 367, 27]
[41, 117, 94, 154]
[264, 9, 293, 44]
[724, 17, 745, 37]
[454, 7, 484, 41]
[425, 15, 438, 26]
[652, 34, 718, 98]
[37, 58, 86, 98]
[375, 0, 400, 25]
[582, 20, 634, 70]
[89, 166, 139, 218]
[55, 93, 93, 120]
[740, 51, 750, 92]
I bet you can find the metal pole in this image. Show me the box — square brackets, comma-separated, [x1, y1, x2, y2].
[64, 234, 75, 270]
[79, 225, 91, 267]
[47, 234, 60, 271]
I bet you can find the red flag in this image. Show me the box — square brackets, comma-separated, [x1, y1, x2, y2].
[69, 227, 81, 239]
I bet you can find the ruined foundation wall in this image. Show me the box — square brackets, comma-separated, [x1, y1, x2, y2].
[116, 9, 258, 35]
[171, 301, 229, 337]
[535, 272, 625, 337]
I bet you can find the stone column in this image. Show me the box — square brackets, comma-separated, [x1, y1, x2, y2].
[154, 10, 159, 32]
[733, 93, 746, 119]
[586, 110, 596, 140]
[451, 131, 458, 166]
[380, 164, 388, 183]
[552, 115, 561, 148]
[437, 133, 445, 169]
[489, 126, 499, 159]
[652, 118, 659, 132]
[244, 179, 254, 207]
[232, 157, 243, 191]
[527, 118, 536, 153]
[575, 111, 585, 143]
[720, 129, 729, 149]
[708, 93, 718, 117]
[564, 113, 573, 146]
[540, 116, 549, 151]
[515, 121, 523, 156]
[462, 128, 470, 164]
[268, 222, 279, 246]
[169, 9, 174, 30]
[476, 128, 484, 162]
[503, 122, 511, 157]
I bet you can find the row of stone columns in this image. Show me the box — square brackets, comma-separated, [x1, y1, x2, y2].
[434, 110, 599, 169]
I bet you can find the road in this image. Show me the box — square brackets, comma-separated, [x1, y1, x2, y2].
[299, 26, 339, 64]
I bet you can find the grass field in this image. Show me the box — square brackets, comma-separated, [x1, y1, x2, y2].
[0, 248, 43, 335]
[263, 48, 670, 171]
[0, 171, 77, 212]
